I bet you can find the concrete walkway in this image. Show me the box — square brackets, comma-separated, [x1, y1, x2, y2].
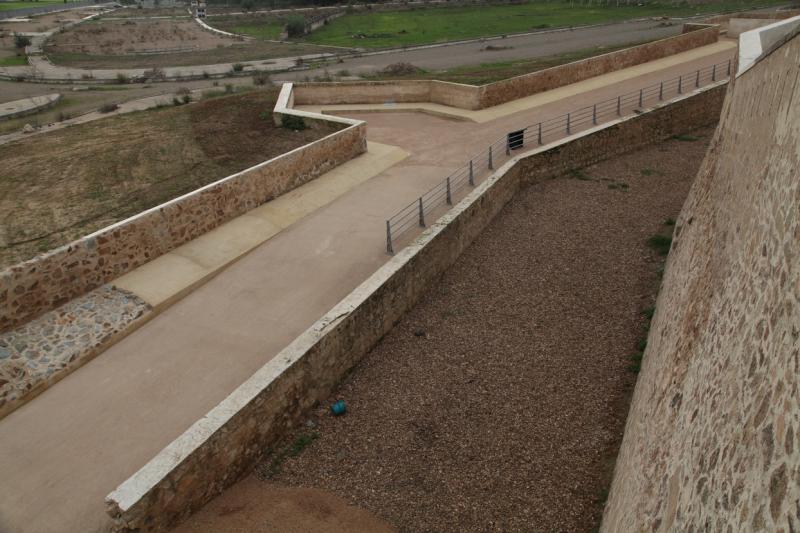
[0, 42, 736, 533]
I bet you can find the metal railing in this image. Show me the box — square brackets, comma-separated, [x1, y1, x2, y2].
[385, 58, 732, 254]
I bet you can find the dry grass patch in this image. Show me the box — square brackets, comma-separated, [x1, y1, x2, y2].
[0, 88, 341, 268]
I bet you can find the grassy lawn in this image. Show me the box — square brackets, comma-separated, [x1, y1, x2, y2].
[0, 55, 26, 66]
[304, 0, 787, 48]
[0, 0, 77, 11]
[366, 41, 648, 85]
[213, 16, 286, 40]
[0, 89, 341, 267]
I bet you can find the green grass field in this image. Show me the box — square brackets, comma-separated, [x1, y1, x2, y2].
[0, 0, 76, 11]
[0, 55, 27, 66]
[304, 0, 786, 48]
[227, 19, 285, 40]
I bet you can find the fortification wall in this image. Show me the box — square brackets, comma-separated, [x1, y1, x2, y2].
[0, 114, 366, 332]
[293, 25, 719, 112]
[602, 29, 800, 532]
[105, 82, 726, 533]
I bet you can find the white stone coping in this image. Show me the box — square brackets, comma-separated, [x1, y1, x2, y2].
[193, 15, 253, 40]
[105, 79, 729, 520]
[272, 81, 363, 127]
[738, 15, 800, 76]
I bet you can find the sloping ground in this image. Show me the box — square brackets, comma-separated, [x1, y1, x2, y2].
[602, 30, 800, 532]
[176, 127, 715, 533]
[0, 88, 340, 268]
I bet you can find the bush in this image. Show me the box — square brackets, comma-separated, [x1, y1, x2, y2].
[232, 63, 244, 72]
[143, 67, 165, 81]
[286, 16, 306, 38]
[175, 86, 191, 96]
[281, 114, 306, 131]
[115, 72, 129, 84]
[241, 0, 254, 9]
[252, 71, 271, 86]
[14, 34, 31, 49]
[99, 103, 119, 113]
[224, 83, 234, 94]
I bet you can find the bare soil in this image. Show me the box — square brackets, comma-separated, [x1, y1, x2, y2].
[46, 18, 236, 56]
[0, 88, 341, 268]
[173, 476, 396, 533]
[0, 10, 91, 33]
[188, 127, 716, 532]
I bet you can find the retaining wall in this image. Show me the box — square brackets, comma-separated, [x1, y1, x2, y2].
[105, 81, 727, 532]
[292, 24, 719, 111]
[0, 113, 366, 332]
[602, 27, 800, 533]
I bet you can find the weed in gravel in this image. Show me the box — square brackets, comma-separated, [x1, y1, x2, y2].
[673, 134, 699, 142]
[647, 234, 672, 255]
[664, 217, 675, 226]
[641, 168, 659, 176]
[643, 306, 655, 320]
[570, 168, 591, 180]
[258, 432, 319, 479]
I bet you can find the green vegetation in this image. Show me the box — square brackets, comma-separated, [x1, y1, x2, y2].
[647, 234, 673, 255]
[673, 133, 700, 141]
[227, 18, 285, 40]
[260, 432, 319, 478]
[0, 0, 78, 11]
[0, 55, 27, 67]
[303, 0, 786, 48]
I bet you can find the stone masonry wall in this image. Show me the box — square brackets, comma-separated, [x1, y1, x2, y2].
[105, 83, 726, 532]
[293, 26, 719, 112]
[602, 33, 800, 532]
[477, 25, 719, 108]
[0, 118, 366, 332]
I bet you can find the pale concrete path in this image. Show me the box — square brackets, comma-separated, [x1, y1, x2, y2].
[0, 42, 736, 533]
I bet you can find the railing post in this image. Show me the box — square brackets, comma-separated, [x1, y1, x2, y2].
[712, 64, 716, 82]
[566, 113, 571, 134]
[638, 88, 643, 107]
[616, 95, 621, 116]
[695, 69, 700, 88]
[418, 197, 425, 227]
[488, 146, 493, 170]
[505, 137, 510, 156]
[678, 75, 682, 94]
[386, 220, 393, 254]
[446, 176, 452, 205]
[592, 104, 597, 125]
[537, 122, 542, 145]
[659, 81, 663, 100]
[726, 59, 731, 77]
[469, 159, 474, 186]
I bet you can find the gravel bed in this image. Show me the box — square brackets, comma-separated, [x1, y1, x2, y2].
[262, 128, 716, 532]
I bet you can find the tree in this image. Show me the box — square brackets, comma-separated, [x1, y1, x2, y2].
[286, 16, 306, 38]
[14, 34, 32, 49]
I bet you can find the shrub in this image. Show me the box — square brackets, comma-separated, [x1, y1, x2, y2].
[224, 83, 234, 94]
[252, 71, 271, 86]
[286, 16, 306, 38]
[115, 72, 128, 84]
[202, 70, 210, 79]
[232, 62, 244, 72]
[647, 234, 673, 256]
[14, 34, 31, 49]
[175, 86, 191, 96]
[241, 0, 254, 10]
[99, 103, 119, 113]
[281, 114, 306, 131]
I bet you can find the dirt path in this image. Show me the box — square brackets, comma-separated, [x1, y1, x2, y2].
[221, 127, 716, 533]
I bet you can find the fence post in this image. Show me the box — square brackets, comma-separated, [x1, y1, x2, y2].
[659, 81, 663, 100]
[592, 104, 597, 125]
[726, 59, 731, 77]
[617, 95, 621, 116]
[418, 197, 425, 227]
[386, 220, 393, 254]
[537, 122, 542, 145]
[505, 137, 510, 156]
[712, 64, 716, 82]
[469, 159, 474, 186]
[446, 176, 452, 205]
[678, 75, 682, 94]
[695, 69, 700, 88]
[638, 88, 643, 107]
[488, 146, 493, 170]
[566, 113, 571, 134]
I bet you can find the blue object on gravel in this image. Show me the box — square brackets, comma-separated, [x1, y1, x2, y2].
[331, 400, 347, 416]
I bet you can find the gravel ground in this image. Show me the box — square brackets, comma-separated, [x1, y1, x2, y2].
[195, 127, 715, 533]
